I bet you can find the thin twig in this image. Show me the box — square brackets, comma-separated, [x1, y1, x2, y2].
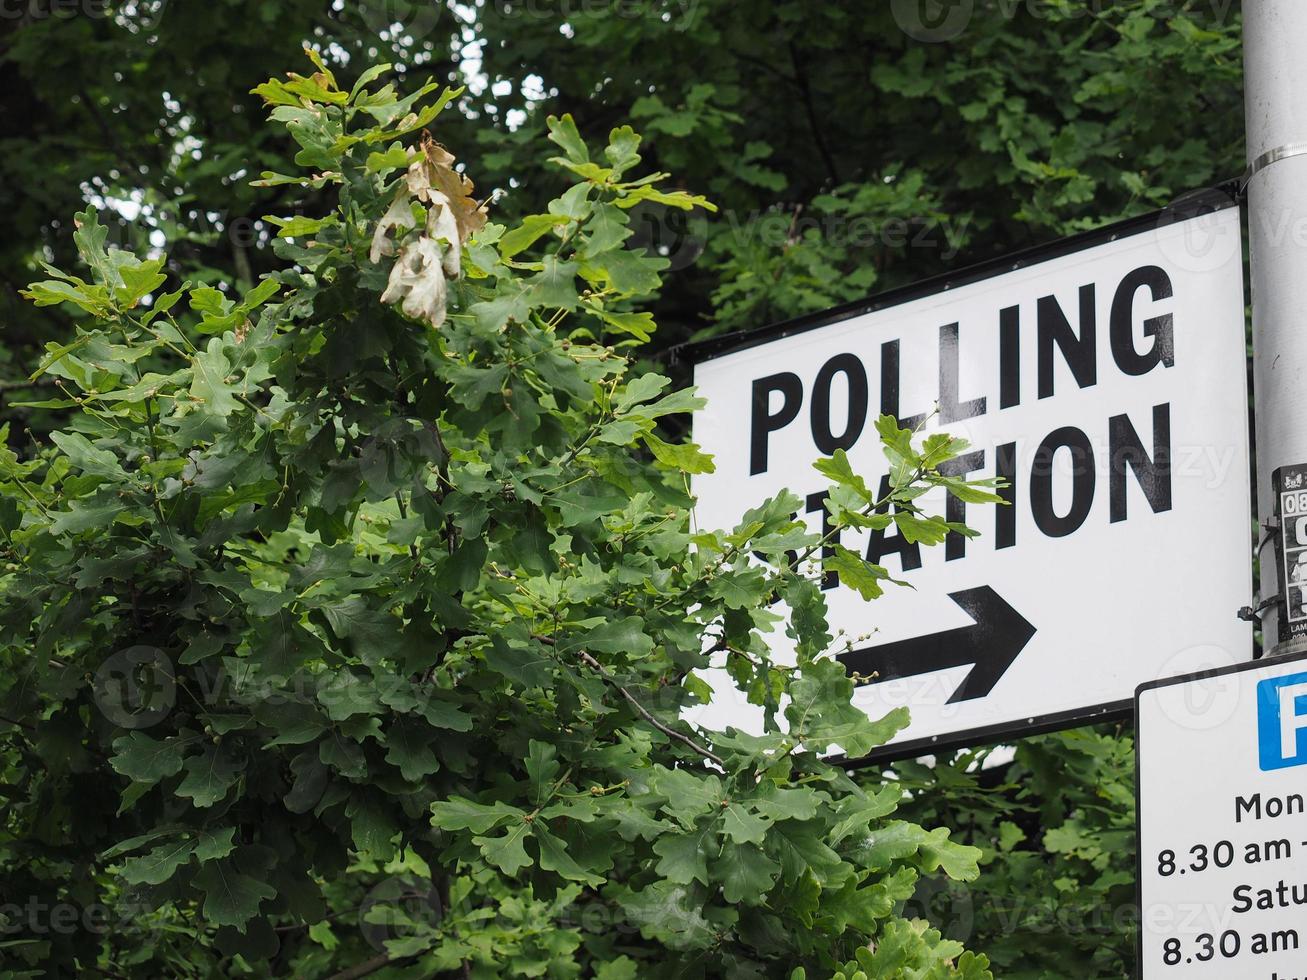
[788, 41, 840, 187]
[577, 649, 724, 766]
[533, 632, 724, 766]
[577, 648, 723, 766]
[0, 712, 36, 733]
[324, 952, 416, 980]
[0, 378, 61, 392]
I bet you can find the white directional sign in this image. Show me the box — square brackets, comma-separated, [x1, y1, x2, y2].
[687, 201, 1252, 758]
[1138, 652, 1307, 978]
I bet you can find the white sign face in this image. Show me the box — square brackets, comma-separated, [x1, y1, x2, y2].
[1137, 652, 1307, 978]
[689, 205, 1252, 757]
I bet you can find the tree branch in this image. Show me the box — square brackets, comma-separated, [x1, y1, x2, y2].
[577, 648, 723, 766]
[727, 45, 798, 85]
[0, 378, 60, 392]
[533, 633, 724, 766]
[788, 41, 841, 187]
[325, 953, 417, 980]
[77, 85, 144, 180]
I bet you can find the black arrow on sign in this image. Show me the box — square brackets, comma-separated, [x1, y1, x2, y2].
[837, 587, 1036, 704]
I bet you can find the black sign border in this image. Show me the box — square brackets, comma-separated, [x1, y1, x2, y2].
[674, 181, 1249, 768]
[837, 700, 1134, 767]
[669, 182, 1241, 366]
[1133, 649, 1307, 979]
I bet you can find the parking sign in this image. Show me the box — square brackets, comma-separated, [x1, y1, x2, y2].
[1137, 653, 1307, 977]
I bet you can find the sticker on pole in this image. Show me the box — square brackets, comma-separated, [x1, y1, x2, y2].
[684, 197, 1252, 760]
[1274, 463, 1307, 646]
[1137, 652, 1307, 977]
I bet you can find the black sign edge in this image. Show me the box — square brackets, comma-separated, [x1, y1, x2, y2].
[1132, 648, 1307, 980]
[669, 181, 1242, 367]
[837, 698, 1134, 769]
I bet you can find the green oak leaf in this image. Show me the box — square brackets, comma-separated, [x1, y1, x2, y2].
[193, 861, 277, 932]
[714, 842, 780, 905]
[175, 746, 243, 808]
[120, 838, 197, 886]
[473, 822, 533, 876]
[535, 826, 605, 887]
[110, 732, 191, 787]
[652, 827, 713, 886]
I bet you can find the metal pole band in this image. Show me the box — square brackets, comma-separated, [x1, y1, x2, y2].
[1242, 141, 1307, 192]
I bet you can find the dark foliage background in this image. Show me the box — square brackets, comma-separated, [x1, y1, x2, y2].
[0, 2, 1246, 978]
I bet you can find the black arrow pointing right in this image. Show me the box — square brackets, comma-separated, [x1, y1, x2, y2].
[837, 586, 1036, 704]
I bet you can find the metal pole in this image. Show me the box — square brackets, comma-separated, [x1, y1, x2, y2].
[1245, 0, 1307, 657]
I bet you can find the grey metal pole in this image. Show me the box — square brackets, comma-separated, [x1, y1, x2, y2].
[1245, 0, 1307, 657]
